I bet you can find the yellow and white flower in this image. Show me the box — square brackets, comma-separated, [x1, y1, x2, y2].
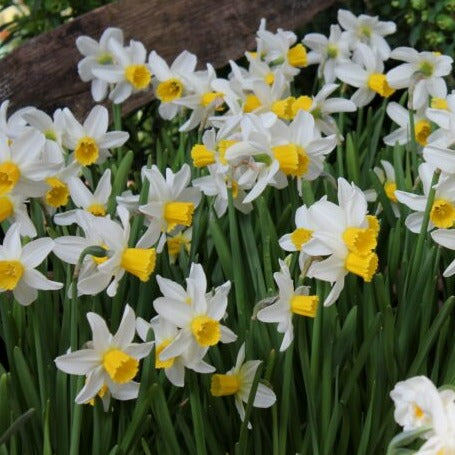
[0, 100, 33, 140]
[63, 105, 129, 166]
[336, 43, 395, 107]
[92, 38, 152, 104]
[387, 48, 453, 110]
[0, 223, 62, 306]
[149, 50, 197, 120]
[257, 260, 318, 351]
[302, 178, 380, 306]
[373, 160, 400, 217]
[138, 164, 201, 251]
[55, 304, 153, 405]
[136, 314, 215, 387]
[54, 168, 111, 225]
[395, 163, 455, 232]
[153, 263, 237, 367]
[0, 191, 37, 237]
[210, 343, 276, 426]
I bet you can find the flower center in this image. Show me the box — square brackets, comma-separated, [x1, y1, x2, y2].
[287, 44, 307, 67]
[431, 97, 448, 110]
[414, 120, 431, 146]
[211, 374, 240, 396]
[430, 199, 455, 228]
[44, 130, 57, 141]
[243, 94, 261, 113]
[327, 44, 338, 58]
[156, 78, 184, 102]
[0, 161, 20, 195]
[272, 144, 299, 175]
[190, 315, 221, 347]
[75, 136, 99, 166]
[367, 74, 395, 98]
[292, 96, 313, 116]
[102, 349, 139, 384]
[87, 203, 106, 216]
[345, 252, 378, 282]
[0, 260, 24, 290]
[414, 404, 424, 419]
[200, 92, 224, 107]
[120, 247, 156, 281]
[164, 201, 195, 232]
[359, 25, 372, 38]
[45, 177, 69, 208]
[167, 233, 191, 259]
[384, 181, 397, 202]
[264, 72, 275, 85]
[191, 144, 215, 168]
[217, 140, 236, 165]
[155, 339, 175, 369]
[96, 52, 113, 65]
[419, 61, 434, 77]
[290, 228, 313, 249]
[343, 227, 378, 256]
[0, 196, 14, 222]
[271, 97, 296, 120]
[124, 64, 151, 90]
[290, 295, 319, 317]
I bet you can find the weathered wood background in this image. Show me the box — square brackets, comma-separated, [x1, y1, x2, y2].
[0, 0, 336, 118]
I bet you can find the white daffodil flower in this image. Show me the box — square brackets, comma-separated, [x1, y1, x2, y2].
[153, 263, 237, 367]
[337, 9, 396, 60]
[255, 19, 308, 78]
[136, 315, 215, 387]
[63, 105, 129, 167]
[166, 227, 192, 264]
[373, 160, 400, 217]
[0, 223, 62, 306]
[76, 27, 124, 102]
[0, 191, 37, 237]
[54, 168, 112, 225]
[0, 130, 57, 198]
[302, 178, 380, 306]
[431, 229, 455, 277]
[384, 102, 431, 147]
[173, 64, 224, 132]
[387, 48, 453, 110]
[138, 164, 201, 251]
[390, 376, 446, 434]
[22, 108, 66, 165]
[55, 304, 153, 406]
[149, 50, 197, 120]
[92, 38, 152, 104]
[0, 100, 34, 140]
[336, 43, 395, 107]
[210, 343, 276, 427]
[395, 163, 455, 233]
[257, 260, 318, 351]
[303, 25, 351, 83]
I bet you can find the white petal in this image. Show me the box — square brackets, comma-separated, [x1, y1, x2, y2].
[23, 269, 62, 290]
[20, 238, 54, 269]
[113, 304, 136, 347]
[75, 366, 105, 404]
[55, 349, 100, 375]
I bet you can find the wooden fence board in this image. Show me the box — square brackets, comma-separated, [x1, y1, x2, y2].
[0, 0, 336, 118]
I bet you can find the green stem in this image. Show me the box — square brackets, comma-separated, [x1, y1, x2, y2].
[188, 373, 207, 455]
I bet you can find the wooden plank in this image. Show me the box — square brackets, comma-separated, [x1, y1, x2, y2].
[0, 0, 335, 118]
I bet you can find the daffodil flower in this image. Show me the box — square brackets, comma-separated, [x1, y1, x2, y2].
[149, 50, 197, 120]
[0, 100, 33, 140]
[387, 48, 453, 110]
[210, 343, 276, 427]
[55, 304, 153, 405]
[76, 27, 124, 102]
[395, 163, 455, 233]
[257, 260, 318, 351]
[54, 168, 111, 225]
[153, 263, 237, 366]
[63, 105, 129, 167]
[0, 223, 62, 306]
[92, 38, 152, 104]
